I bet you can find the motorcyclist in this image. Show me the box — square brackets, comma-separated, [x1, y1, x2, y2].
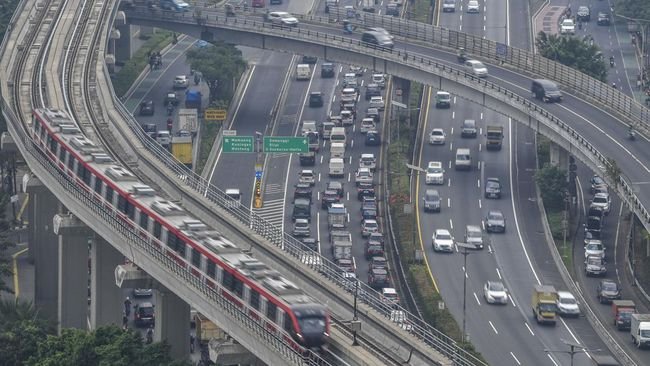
[612, 82, 617, 89]
[609, 56, 615, 67]
[167, 104, 174, 116]
[146, 327, 154, 344]
[124, 297, 131, 317]
[628, 125, 636, 140]
[457, 47, 466, 62]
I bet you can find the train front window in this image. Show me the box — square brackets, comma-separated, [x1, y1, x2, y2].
[298, 317, 326, 333]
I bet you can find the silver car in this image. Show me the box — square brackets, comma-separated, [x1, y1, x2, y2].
[485, 210, 506, 233]
[484, 281, 508, 304]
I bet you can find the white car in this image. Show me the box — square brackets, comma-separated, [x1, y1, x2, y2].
[483, 281, 508, 304]
[369, 96, 385, 111]
[355, 167, 374, 185]
[466, 0, 480, 13]
[173, 75, 188, 89]
[382, 287, 399, 306]
[268, 11, 299, 26]
[425, 161, 445, 185]
[560, 19, 575, 34]
[298, 169, 315, 186]
[584, 240, 605, 259]
[432, 229, 454, 252]
[360, 118, 376, 134]
[361, 219, 379, 237]
[591, 192, 611, 215]
[359, 153, 376, 171]
[556, 291, 580, 317]
[428, 128, 446, 145]
[371, 73, 386, 88]
[465, 60, 488, 77]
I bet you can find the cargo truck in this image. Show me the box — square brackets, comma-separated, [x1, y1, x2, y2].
[177, 108, 198, 134]
[485, 125, 503, 150]
[328, 203, 347, 229]
[171, 136, 193, 167]
[631, 313, 650, 348]
[612, 300, 635, 330]
[532, 284, 558, 325]
[184, 89, 202, 109]
[194, 312, 225, 345]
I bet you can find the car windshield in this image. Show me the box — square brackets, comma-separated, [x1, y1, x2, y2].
[280, 13, 293, 19]
[489, 282, 504, 291]
[431, 130, 443, 136]
[602, 282, 618, 291]
[560, 297, 576, 305]
[437, 232, 451, 240]
[467, 230, 481, 238]
[365, 222, 378, 228]
[489, 212, 503, 220]
[586, 243, 602, 251]
[593, 196, 608, 204]
[487, 181, 499, 188]
[139, 307, 154, 317]
[427, 166, 442, 173]
[472, 61, 485, 68]
[425, 193, 438, 200]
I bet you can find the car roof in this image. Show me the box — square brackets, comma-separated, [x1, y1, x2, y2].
[488, 209, 503, 215]
[361, 153, 375, 158]
[300, 169, 314, 174]
[431, 128, 444, 132]
[466, 225, 481, 231]
[487, 177, 500, 183]
[557, 291, 574, 298]
[435, 228, 450, 235]
[382, 288, 397, 294]
[594, 192, 609, 198]
[428, 161, 442, 168]
[425, 189, 439, 196]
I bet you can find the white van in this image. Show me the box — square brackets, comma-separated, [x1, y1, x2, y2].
[455, 148, 472, 171]
[321, 121, 335, 139]
[296, 64, 311, 80]
[330, 127, 346, 146]
[156, 131, 171, 147]
[330, 142, 345, 159]
[329, 158, 345, 177]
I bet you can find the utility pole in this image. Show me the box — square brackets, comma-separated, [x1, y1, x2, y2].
[457, 242, 475, 342]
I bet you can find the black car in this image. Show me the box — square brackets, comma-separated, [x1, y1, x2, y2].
[597, 279, 621, 303]
[386, 3, 399, 16]
[365, 130, 381, 146]
[597, 12, 611, 26]
[302, 55, 318, 64]
[294, 183, 313, 202]
[309, 92, 323, 107]
[299, 152, 316, 166]
[141, 123, 157, 138]
[365, 83, 382, 100]
[301, 237, 318, 251]
[326, 181, 344, 198]
[321, 190, 340, 209]
[422, 189, 441, 212]
[368, 268, 390, 289]
[357, 182, 376, 200]
[134, 302, 155, 327]
[576, 6, 590, 22]
[139, 100, 155, 116]
[531, 79, 562, 103]
[484, 177, 501, 199]
[485, 210, 506, 233]
[460, 119, 477, 138]
[321, 62, 335, 78]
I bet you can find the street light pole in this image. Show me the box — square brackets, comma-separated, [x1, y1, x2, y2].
[545, 339, 601, 366]
[457, 242, 475, 343]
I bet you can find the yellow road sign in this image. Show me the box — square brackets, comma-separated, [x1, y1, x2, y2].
[205, 109, 226, 121]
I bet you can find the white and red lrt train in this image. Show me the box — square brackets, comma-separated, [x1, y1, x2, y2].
[32, 108, 329, 349]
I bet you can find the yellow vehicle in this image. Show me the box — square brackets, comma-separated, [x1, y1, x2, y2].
[532, 284, 558, 325]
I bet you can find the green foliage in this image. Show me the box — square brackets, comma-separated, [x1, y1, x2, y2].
[0, 300, 56, 366]
[0, 192, 14, 294]
[536, 135, 550, 168]
[535, 31, 608, 81]
[605, 157, 621, 188]
[185, 42, 246, 102]
[614, 0, 650, 19]
[534, 164, 567, 211]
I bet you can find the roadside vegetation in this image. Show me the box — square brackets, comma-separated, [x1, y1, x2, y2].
[614, 0, 650, 19]
[535, 32, 608, 82]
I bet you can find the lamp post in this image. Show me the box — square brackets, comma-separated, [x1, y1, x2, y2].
[544, 339, 601, 366]
[351, 279, 361, 346]
[457, 242, 475, 343]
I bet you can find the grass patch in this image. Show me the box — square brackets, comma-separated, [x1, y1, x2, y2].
[631, 217, 650, 287]
[387, 83, 486, 364]
[408, 0, 433, 23]
[195, 120, 222, 173]
[112, 31, 174, 97]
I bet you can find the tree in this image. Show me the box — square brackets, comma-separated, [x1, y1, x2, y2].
[605, 157, 622, 189]
[185, 41, 246, 105]
[535, 31, 608, 81]
[614, 0, 650, 20]
[0, 192, 14, 294]
[535, 164, 567, 211]
[0, 299, 56, 366]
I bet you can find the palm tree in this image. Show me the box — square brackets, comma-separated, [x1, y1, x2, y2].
[0, 299, 55, 333]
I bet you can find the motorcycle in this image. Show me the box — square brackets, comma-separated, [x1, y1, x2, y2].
[167, 105, 174, 116]
[629, 129, 636, 140]
[609, 58, 615, 68]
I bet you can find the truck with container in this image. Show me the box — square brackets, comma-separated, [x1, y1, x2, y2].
[194, 312, 225, 345]
[328, 203, 347, 230]
[296, 64, 311, 80]
[184, 89, 202, 109]
[171, 136, 193, 167]
[177, 108, 198, 134]
[330, 231, 352, 262]
[532, 284, 558, 325]
[612, 300, 635, 330]
[485, 125, 504, 151]
[631, 314, 650, 348]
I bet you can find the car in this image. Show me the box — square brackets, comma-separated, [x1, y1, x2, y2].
[343, 73, 358, 88]
[483, 281, 508, 304]
[560, 19, 575, 35]
[326, 181, 344, 198]
[355, 167, 374, 185]
[576, 6, 590, 22]
[597, 279, 621, 303]
[584, 240, 605, 259]
[134, 302, 155, 327]
[425, 161, 445, 185]
[369, 96, 385, 111]
[365, 130, 381, 146]
[340, 110, 355, 126]
[349, 65, 363, 76]
[390, 310, 413, 331]
[141, 123, 157, 138]
[298, 169, 315, 186]
[321, 62, 335, 78]
[321, 190, 340, 209]
[367, 28, 394, 41]
[293, 183, 313, 201]
[531, 79, 563, 103]
[485, 210, 506, 233]
[365, 233, 385, 258]
[484, 177, 501, 199]
[368, 268, 390, 289]
[435, 91, 451, 108]
[361, 31, 395, 49]
[432, 229, 454, 252]
[359, 153, 377, 171]
[382, 288, 400, 306]
[584, 255, 607, 276]
[422, 189, 441, 213]
[133, 288, 153, 297]
[302, 55, 317, 64]
[460, 119, 478, 138]
[361, 196, 377, 212]
[442, 0, 455, 12]
[428, 128, 446, 145]
[163, 91, 180, 106]
[465, 60, 488, 77]
[365, 84, 382, 100]
[365, 107, 380, 123]
[309, 92, 323, 107]
[299, 151, 316, 166]
[371, 73, 386, 87]
[591, 192, 611, 215]
[597, 12, 611, 26]
[369, 256, 388, 272]
[590, 175, 608, 194]
[464, 225, 484, 249]
[177, 130, 191, 137]
[361, 219, 379, 237]
[386, 3, 399, 16]
[267, 11, 299, 26]
[357, 182, 376, 200]
[360, 118, 376, 134]
[138, 100, 155, 116]
[556, 291, 580, 317]
[301, 237, 318, 251]
[173, 75, 188, 89]
[467, 0, 480, 13]
[336, 259, 355, 273]
[292, 218, 311, 237]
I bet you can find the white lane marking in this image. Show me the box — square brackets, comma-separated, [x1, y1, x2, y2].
[346, 191, 349, 201]
[525, 322, 535, 336]
[474, 292, 481, 305]
[560, 318, 580, 344]
[448, 198, 451, 208]
[448, 160, 452, 169]
[448, 178, 451, 187]
[547, 353, 560, 366]
[489, 321, 498, 334]
[318, 172, 321, 182]
[487, 244, 492, 253]
[477, 179, 481, 188]
[449, 219, 454, 230]
[510, 295, 517, 307]
[316, 211, 321, 253]
[510, 352, 521, 365]
[452, 111, 455, 119]
[347, 172, 351, 182]
[478, 199, 482, 209]
[496, 268, 501, 279]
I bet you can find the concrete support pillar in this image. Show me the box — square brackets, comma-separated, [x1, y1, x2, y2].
[548, 142, 568, 169]
[89, 235, 123, 329]
[139, 25, 155, 39]
[55, 214, 90, 333]
[154, 286, 190, 360]
[26, 176, 60, 322]
[113, 12, 132, 65]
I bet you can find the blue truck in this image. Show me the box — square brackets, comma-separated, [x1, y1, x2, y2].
[184, 89, 202, 109]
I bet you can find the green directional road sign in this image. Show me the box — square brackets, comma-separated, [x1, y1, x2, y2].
[263, 136, 308, 153]
[222, 136, 254, 153]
